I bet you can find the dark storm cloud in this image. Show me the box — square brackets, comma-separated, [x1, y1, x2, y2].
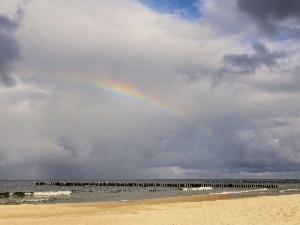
[0, 8, 23, 86]
[208, 116, 300, 175]
[214, 42, 287, 84]
[230, 139, 300, 173]
[224, 42, 287, 74]
[0, 13, 19, 31]
[237, 0, 300, 39]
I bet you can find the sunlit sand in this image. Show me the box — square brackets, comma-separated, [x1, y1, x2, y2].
[0, 194, 299, 225]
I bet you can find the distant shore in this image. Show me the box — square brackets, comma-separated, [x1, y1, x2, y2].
[0, 193, 299, 225]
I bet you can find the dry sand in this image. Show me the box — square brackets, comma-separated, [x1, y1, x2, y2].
[0, 194, 299, 225]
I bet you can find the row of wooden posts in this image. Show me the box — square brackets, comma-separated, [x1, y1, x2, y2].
[36, 181, 278, 189]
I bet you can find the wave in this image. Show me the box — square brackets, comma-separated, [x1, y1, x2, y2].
[33, 191, 72, 197]
[0, 192, 9, 198]
[214, 188, 268, 195]
[280, 189, 300, 193]
[15, 198, 51, 203]
[0, 192, 34, 198]
[1, 191, 72, 198]
[182, 187, 213, 191]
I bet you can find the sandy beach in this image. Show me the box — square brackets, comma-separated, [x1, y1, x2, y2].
[0, 194, 299, 225]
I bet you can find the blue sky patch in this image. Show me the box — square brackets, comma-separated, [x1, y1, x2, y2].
[139, 0, 203, 20]
[277, 34, 289, 42]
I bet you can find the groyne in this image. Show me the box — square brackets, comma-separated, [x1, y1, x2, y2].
[36, 181, 278, 188]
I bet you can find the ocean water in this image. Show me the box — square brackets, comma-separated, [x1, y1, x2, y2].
[0, 179, 300, 205]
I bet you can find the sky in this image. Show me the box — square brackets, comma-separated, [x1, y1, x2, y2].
[0, 0, 299, 180]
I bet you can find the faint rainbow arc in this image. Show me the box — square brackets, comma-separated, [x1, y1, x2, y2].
[92, 78, 188, 119]
[17, 72, 213, 136]
[75, 77, 213, 136]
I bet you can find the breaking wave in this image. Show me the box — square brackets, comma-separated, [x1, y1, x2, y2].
[182, 187, 213, 191]
[0, 191, 72, 198]
[214, 188, 268, 195]
[280, 189, 300, 193]
[33, 191, 72, 197]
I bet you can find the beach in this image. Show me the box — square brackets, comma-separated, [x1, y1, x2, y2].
[0, 194, 299, 225]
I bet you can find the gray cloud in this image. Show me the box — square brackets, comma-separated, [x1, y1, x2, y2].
[237, 0, 300, 39]
[206, 115, 300, 175]
[224, 42, 287, 73]
[0, 8, 22, 86]
[214, 42, 287, 84]
[250, 79, 300, 94]
[0, 13, 19, 31]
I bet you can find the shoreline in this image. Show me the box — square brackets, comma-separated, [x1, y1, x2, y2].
[0, 192, 230, 208]
[0, 187, 290, 206]
[1, 193, 299, 224]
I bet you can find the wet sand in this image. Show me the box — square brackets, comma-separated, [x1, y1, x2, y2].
[0, 194, 299, 225]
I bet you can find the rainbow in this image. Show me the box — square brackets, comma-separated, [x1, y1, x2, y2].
[15, 72, 213, 136]
[91, 77, 189, 120]
[58, 74, 190, 121]
[70, 76, 213, 136]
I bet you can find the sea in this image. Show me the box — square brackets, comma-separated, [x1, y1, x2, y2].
[1, 179, 300, 205]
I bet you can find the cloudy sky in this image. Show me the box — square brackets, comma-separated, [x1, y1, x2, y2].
[0, 0, 299, 180]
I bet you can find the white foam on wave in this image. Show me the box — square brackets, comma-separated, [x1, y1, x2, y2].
[33, 191, 72, 197]
[25, 192, 34, 196]
[16, 198, 50, 203]
[8, 192, 33, 196]
[280, 189, 299, 193]
[214, 188, 268, 195]
[182, 187, 213, 191]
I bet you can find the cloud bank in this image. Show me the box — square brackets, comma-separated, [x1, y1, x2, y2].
[0, 0, 299, 180]
[237, 0, 300, 39]
[0, 7, 22, 86]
